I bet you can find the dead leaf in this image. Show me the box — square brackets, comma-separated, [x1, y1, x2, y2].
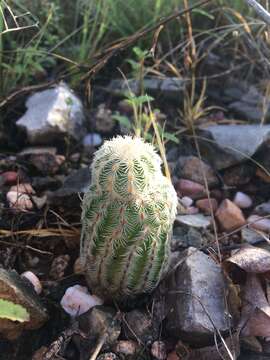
[225, 245, 270, 273]
[240, 274, 270, 337]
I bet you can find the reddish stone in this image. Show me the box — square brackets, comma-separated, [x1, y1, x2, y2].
[167, 351, 180, 360]
[196, 198, 218, 214]
[215, 199, 246, 232]
[1, 171, 18, 185]
[176, 179, 205, 199]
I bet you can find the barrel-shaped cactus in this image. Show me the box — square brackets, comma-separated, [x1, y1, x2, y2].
[80, 136, 177, 299]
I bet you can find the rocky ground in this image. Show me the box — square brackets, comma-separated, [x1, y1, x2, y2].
[1, 78, 270, 359]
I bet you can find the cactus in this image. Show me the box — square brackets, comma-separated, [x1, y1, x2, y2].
[80, 136, 177, 299]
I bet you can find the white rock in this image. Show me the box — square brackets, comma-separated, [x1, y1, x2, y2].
[60, 285, 103, 317]
[16, 83, 86, 145]
[180, 196, 193, 208]
[21, 271, 42, 294]
[233, 192, 252, 209]
[248, 215, 270, 232]
[83, 133, 103, 148]
[7, 191, 33, 211]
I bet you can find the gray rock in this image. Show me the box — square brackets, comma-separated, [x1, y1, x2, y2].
[164, 247, 230, 346]
[241, 228, 265, 245]
[175, 214, 211, 229]
[198, 125, 270, 170]
[123, 309, 159, 344]
[108, 77, 184, 101]
[47, 167, 91, 207]
[171, 226, 213, 250]
[174, 156, 218, 188]
[255, 201, 270, 215]
[16, 83, 86, 145]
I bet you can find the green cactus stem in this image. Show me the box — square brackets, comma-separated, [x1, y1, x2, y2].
[80, 136, 177, 299]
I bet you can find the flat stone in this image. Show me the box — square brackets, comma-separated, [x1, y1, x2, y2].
[164, 247, 230, 346]
[198, 125, 270, 170]
[175, 214, 211, 229]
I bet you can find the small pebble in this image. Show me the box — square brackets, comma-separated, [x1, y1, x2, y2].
[49, 254, 70, 280]
[186, 206, 199, 215]
[70, 153, 80, 163]
[7, 191, 33, 211]
[21, 271, 42, 294]
[196, 198, 218, 214]
[151, 341, 167, 360]
[180, 196, 193, 208]
[60, 285, 103, 317]
[254, 201, 270, 216]
[248, 215, 270, 232]
[114, 340, 138, 356]
[167, 351, 180, 360]
[10, 183, 35, 194]
[233, 192, 252, 209]
[1, 171, 18, 185]
[176, 179, 205, 199]
[83, 133, 102, 148]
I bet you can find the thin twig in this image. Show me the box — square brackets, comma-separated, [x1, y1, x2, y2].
[244, 0, 270, 25]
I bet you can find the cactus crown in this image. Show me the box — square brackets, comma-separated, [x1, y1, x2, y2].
[80, 136, 177, 299]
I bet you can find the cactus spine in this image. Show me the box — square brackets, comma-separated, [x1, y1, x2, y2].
[80, 136, 177, 299]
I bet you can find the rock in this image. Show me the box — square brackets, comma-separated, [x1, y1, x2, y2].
[21, 271, 42, 295]
[114, 340, 138, 357]
[0, 268, 48, 340]
[179, 196, 193, 208]
[215, 199, 246, 232]
[10, 183, 35, 194]
[196, 198, 218, 214]
[60, 285, 103, 317]
[256, 168, 270, 183]
[254, 201, 270, 216]
[233, 192, 253, 209]
[248, 215, 270, 232]
[175, 156, 218, 187]
[95, 103, 115, 133]
[241, 228, 265, 245]
[176, 179, 206, 199]
[83, 133, 103, 149]
[172, 226, 211, 250]
[108, 77, 184, 101]
[123, 309, 159, 344]
[18, 147, 65, 175]
[151, 341, 167, 360]
[48, 167, 91, 206]
[16, 83, 86, 145]
[0, 171, 18, 185]
[70, 152, 81, 163]
[223, 163, 255, 186]
[228, 84, 270, 122]
[185, 206, 199, 215]
[7, 191, 33, 211]
[97, 353, 119, 360]
[167, 351, 180, 360]
[198, 125, 270, 170]
[175, 214, 211, 229]
[79, 306, 121, 345]
[49, 254, 70, 280]
[32, 176, 63, 191]
[164, 247, 230, 346]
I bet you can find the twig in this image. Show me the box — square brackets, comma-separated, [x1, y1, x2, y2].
[244, 0, 270, 26]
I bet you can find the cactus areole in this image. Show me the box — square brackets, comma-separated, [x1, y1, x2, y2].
[80, 136, 177, 299]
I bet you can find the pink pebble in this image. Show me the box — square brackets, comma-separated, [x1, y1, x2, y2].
[10, 183, 35, 194]
[233, 192, 252, 209]
[21, 271, 42, 294]
[60, 285, 103, 317]
[1, 171, 18, 185]
[176, 179, 205, 199]
[7, 191, 33, 211]
[248, 215, 270, 232]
